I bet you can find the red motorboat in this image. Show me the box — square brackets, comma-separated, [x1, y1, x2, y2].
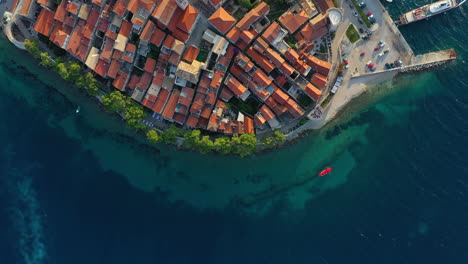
[318, 168, 332, 177]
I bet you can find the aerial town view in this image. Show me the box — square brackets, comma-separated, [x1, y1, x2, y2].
[1, 0, 459, 155]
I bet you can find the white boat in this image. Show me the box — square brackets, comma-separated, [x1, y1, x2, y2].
[76, 106, 80, 113]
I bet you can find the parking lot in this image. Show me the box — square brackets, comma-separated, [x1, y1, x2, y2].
[339, 0, 412, 76]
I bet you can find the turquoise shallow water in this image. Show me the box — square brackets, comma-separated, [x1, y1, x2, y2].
[0, 1, 468, 263]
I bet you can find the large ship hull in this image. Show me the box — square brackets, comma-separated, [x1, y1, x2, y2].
[399, 0, 466, 25]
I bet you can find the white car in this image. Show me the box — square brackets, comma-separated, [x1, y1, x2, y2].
[366, 60, 372, 66]
[353, 11, 358, 17]
[378, 52, 384, 57]
[379, 41, 386, 47]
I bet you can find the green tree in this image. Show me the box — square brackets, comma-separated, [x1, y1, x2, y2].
[183, 129, 201, 149]
[231, 134, 257, 157]
[24, 39, 40, 58]
[67, 62, 81, 81]
[55, 62, 69, 80]
[261, 130, 286, 148]
[87, 81, 99, 96]
[39, 52, 55, 68]
[75, 75, 86, 88]
[146, 130, 161, 144]
[214, 137, 232, 155]
[161, 124, 181, 144]
[102, 91, 128, 113]
[196, 136, 214, 154]
[125, 105, 146, 130]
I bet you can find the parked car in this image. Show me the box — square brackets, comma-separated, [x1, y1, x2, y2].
[358, 18, 364, 24]
[353, 11, 358, 17]
[349, 3, 354, 8]
[359, 1, 366, 7]
[394, 60, 401, 67]
[379, 52, 384, 57]
[383, 49, 390, 54]
[385, 63, 391, 69]
[374, 46, 381, 51]
[362, 35, 369, 40]
[366, 60, 372, 66]
[379, 41, 386, 47]
[359, 28, 365, 34]
[369, 17, 376, 24]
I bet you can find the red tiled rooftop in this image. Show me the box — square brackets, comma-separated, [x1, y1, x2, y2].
[100, 39, 114, 62]
[265, 48, 285, 67]
[226, 26, 241, 43]
[226, 76, 247, 97]
[284, 48, 300, 63]
[54, 1, 67, 22]
[113, 0, 129, 16]
[162, 34, 175, 49]
[127, 74, 140, 90]
[152, 71, 165, 87]
[280, 62, 295, 76]
[243, 116, 254, 134]
[152, 0, 177, 26]
[297, 24, 328, 42]
[209, 0, 222, 6]
[252, 69, 272, 87]
[311, 73, 328, 89]
[98, 19, 110, 33]
[119, 20, 132, 38]
[94, 59, 110, 77]
[150, 28, 165, 46]
[107, 59, 121, 79]
[179, 87, 195, 106]
[183, 46, 199, 63]
[76, 43, 89, 62]
[82, 10, 99, 39]
[219, 86, 235, 102]
[140, 20, 155, 42]
[262, 22, 282, 42]
[34, 8, 55, 37]
[304, 83, 322, 101]
[128, 0, 157, 15]
[113, 71, 129, 91]
[279, 10, 309, 33]
[303, 54, 331, 75]
[144, 58, 156, 73]
[254, 114, 266, 127]
[253, 37, 269, 53]
[185, 115, 199, 128]
[246, 47, 275, 74]
[208, 7, 236, 34]
[66, 26, 83, 56]
[285, 98, 305, 119]
[137, 72, 153, 90]
[162, 90, 180, 120]
[178, 5, 198, 33]
[66, 2, 79, 14]
[105, 28, 118, 40]
[240, 30, 255, 43]
[315, 0, 335, 14]
[259, 104, 275, 121]
[272, 89, 289, 104]
[200, 107, 212, 119]
[20, 0, 32, 16]
[152, 88, 170, 114]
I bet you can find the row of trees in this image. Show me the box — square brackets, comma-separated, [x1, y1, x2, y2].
[146, 126, 286, 157]
[101, 91, 146, 130]
[25, 39, 99, 96]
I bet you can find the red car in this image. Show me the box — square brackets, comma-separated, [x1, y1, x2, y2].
[374, 46, 381, 51]
[360, 52, 366, 56]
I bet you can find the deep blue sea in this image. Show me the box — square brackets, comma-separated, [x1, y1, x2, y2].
[1, 1, 468, 263]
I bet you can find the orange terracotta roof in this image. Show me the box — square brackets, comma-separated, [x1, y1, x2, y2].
[66, 26, 83, 56]
[100, 39, 114, 62]
[54, 1, 67, 22]
[246, 47, 275, 73]
[185, 115, 199, 128]
[140, 20, 155, 42]
[280, 62, 295, 76]
[128, 0, 156, 15]
[298, 24, 328, 42]
[152, 88, 170, 113]
[254, 114, 266, 127]
[168, 52, 180, 65]
[284, 47, 300, 63]
[113, 71, 129, 91]
[150, 28, 165, 46]
[200, 107, 212, 119]
[105, 29, 118, 40]
[82, 10, 99, 39]
[94, 59, 110, 77]
[119, 20, 132, 38]
[253, 1, 270, 15]
[112, 50, 122, 60]
[113, 0, 129, 16]
[226, 26, 241, 43]
[107, 59, 121, 79]
[265, 96, 288, 115]
[304, 83, 322, 100]
[240, 30, 255, 43]
[210, 71, 223, 90]
[142, 93, 158, 109]
[265, 48, 285, 67]
[303, 54, 331, 75]
[311, 73, 328, 89]
[162, 90, 180, 120]
[76, 43, 89, 62]
[226, 76, 247, 97]
[285, 98, 305, 118]
[236, 11, 260, 31]
[205, 91, 216, 105]
[152, 71, 164, 87]
[34, 8, 55, 37]
[127, 74, 140, 90]
[243, 116, 254, 133]
[208, 7, 236, 34]
[209, 0, 222, 6]
[37, 0, 48, 6]
[259, 104, 275, 121]
[51, 29, 68, 48]
[20, 0, 32, 16]
[279, 10, 309, 33]
[65, 2, 79, 14]
[272, 89, 289, 104]
[144, 58, 156, 73]
[152, 0, 177, 26]
[219, 86, 234, 101]
[253, 37, 269, 53]
[182, 45, 199, 63]
[262, 22, 282, 42]
[179, 87, 195, 106]
[178, 5, 198, 33]
[137, 72, 153, 90]
[92, 0, 103, 6]
[162, 34, 175, 49]
[252, 69, 272, 87]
